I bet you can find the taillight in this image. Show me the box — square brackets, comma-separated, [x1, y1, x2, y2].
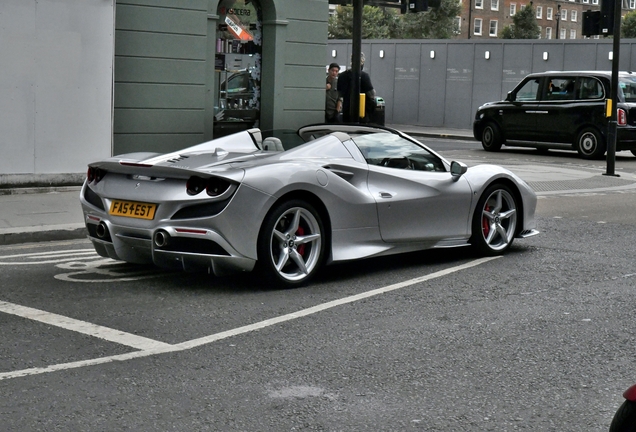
[186, 176, 206, 196]
[618, 108, 627, 126]
[624, 384, 636, 401]
[206, 177, 231, 197]
[86, 167, 105, 184]
[186, 176, 233, 196]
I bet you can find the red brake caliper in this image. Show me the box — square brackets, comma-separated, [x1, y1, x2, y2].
[296, 226, 305, 256]
[482, 205, 491, 236]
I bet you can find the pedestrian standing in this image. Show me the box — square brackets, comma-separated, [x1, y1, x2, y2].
[337, 53, 375, 123]
[325, 62, 342, 123]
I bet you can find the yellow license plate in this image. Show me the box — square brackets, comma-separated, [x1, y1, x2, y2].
[109, 200, 157, 220]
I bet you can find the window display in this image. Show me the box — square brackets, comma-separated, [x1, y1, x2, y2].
[214, 0, 262, 138]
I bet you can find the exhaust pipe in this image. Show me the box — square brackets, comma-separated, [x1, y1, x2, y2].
[154, 230, 170, 248]
[96, 222, 108, 239]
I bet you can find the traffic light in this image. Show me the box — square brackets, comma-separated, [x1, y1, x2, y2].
[599, 0, 615, 35]
[401, 0, 441, 13]
[582, 0, 615, 37]
[582, 10, 601, 37]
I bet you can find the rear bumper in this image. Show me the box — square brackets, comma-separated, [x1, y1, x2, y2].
[85, 216, 256, 276]
[616, 127, 636, 150]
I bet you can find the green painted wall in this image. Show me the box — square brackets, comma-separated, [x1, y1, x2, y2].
[114, 0, 328, 155]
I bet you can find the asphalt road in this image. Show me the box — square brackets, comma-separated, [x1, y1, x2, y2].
[1, 142, 635, 431]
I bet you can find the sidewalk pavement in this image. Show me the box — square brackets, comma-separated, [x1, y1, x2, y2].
[1, 126, 635, 246]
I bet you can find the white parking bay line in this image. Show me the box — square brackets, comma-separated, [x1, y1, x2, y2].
[0, 256, 500, 381]
[0, 301, 172, 351]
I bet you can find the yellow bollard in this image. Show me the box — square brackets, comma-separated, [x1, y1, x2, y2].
[359, 93, 366, 118]
[606, 99, 612, 118]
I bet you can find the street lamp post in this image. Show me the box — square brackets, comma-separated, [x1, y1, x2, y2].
[555, 4, 561, 39]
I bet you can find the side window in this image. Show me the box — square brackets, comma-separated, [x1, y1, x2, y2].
[353, 133, 446, 172]
[579, 77, 604, 100]
[514, 78, 541, 101]
[545, 77, 575, 100]
[619, 77, 636, 102]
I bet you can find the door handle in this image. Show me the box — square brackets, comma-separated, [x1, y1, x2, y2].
[379, 192, 393, 198]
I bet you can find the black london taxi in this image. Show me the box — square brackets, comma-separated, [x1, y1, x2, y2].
[473, 71, 636, 159]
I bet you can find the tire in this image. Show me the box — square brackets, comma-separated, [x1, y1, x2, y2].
[631, 149, 636, 157]
[481, 122, 503, 152]
[609, 400, 636, 432]
[256, 200, 325, 288]
[576, 127, 606, 160]
[470, 184, 518, 255]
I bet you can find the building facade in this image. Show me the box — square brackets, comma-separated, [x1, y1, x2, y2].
[458, 0, 634, 40]
[1, 0, 330, 186]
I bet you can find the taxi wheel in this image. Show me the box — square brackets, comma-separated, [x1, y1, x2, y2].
[481, 123, 503, 152]
[576, 127, 606, 160]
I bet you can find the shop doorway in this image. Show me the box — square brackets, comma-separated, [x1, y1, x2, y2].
[214, 0, 262, 138]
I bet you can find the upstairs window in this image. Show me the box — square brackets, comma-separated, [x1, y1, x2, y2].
[489, 20, 498, 36]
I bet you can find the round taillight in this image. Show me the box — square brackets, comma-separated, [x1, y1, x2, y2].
[186, 176, 206, 195]
[94, 168, 105, 183]
[624, 384, 636, 401]
[206, 177, 231, 197]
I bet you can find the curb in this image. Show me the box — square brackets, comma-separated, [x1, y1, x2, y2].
[0, 224, 87, 246]
[399, 130, 476, 142]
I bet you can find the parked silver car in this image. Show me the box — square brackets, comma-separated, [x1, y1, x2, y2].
[80, 125, 539, 287]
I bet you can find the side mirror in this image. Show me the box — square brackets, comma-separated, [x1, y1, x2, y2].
[505, 91, 515, 102]
[450, 161, 468, 178]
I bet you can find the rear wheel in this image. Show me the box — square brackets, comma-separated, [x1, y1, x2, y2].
[256, 200, 325, 288]
[470, 184, 518, 255]
[576, 127, 606, 159]
[481, 123, 503, 152]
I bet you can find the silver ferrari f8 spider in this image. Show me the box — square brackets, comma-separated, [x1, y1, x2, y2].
[80, 125, 538, 287]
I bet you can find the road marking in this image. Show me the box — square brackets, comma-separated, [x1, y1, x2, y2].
[0, 256, 500, 381]
[0, 249, 98, 265]
[54, 258, 164, 283]
[0, 248, 164, 282]
[0, 301, 172, 351]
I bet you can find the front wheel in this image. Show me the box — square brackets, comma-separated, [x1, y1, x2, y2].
[470, 184, 518, 255]
[481, 123, 503, 152]
[256, 200, 325, 288]
[576, 127, 606, 159]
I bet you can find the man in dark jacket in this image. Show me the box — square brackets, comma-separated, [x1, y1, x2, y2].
[337, 53, 375, 123]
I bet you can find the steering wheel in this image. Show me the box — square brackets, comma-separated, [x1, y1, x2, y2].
[381, 156, 414, 170]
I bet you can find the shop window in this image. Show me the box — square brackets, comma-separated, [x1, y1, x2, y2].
[214, 0, 262, 138]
